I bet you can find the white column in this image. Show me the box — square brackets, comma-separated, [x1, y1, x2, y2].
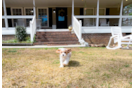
[96, 0, 99, 28]
[33, 0, 36, 31]
[33, 0, 36, 16]
[119, 0, 123, 27]
[3, 0, 8, 29]
[72, 0, 74, 29]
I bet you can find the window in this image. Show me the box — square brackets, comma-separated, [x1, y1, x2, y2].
[84, 8, 95, 26]
[11, 8, 23, 27]
[84, 8, 94, 15]
[123, 3, 132, 16]
[12, 9, 22, 15]
[37, 8, 48, 27]
[122, 18, 132, 26]
[95, 8, 106, 15]
[122, 4, 132, 26]
[25, 8, 33, 27]
[25, 8, 33, 15]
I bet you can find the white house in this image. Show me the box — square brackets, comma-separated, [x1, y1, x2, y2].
[2, 0, 132, 45]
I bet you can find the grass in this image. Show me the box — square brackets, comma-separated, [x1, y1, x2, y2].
[2, 47, 132, 88]
[2, 36, 32, 44]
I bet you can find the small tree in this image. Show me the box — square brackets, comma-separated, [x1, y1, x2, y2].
[15, 26, 27, 41]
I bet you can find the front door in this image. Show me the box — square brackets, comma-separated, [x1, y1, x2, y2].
[56, 8, 67, 29]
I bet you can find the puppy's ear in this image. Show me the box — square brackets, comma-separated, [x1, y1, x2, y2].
[67, 48, 71, 53]
[56, 49, 61, 53]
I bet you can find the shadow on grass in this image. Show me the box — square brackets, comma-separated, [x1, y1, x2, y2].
[68, 60, 80, 67]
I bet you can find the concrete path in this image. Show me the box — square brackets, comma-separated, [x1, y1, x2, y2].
[2, 45, 86, 48]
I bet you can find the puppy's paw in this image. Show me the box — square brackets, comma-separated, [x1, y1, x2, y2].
[59, 65, 64, 68]
[63, 64, 68, 66]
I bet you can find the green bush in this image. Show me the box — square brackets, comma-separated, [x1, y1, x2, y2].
[15, 26, 27, 41]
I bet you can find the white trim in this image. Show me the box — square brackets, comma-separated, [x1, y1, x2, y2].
[75, 15, 97, 18]
[99, 15, 120, 18]
[82, 27, 132, 33]
[2, 26, 131, 34]
[2, 27, 31, 35]
[36, 29, 69, 32]
[37, 7, 49, 27]
[2, 16, 33, 18]
[122, 16, 132, 18]
[75, 15, 132, 18]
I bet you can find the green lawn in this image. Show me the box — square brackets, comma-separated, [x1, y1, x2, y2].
[2, 47, 132, 88]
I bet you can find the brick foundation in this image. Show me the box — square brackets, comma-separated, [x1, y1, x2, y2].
[82, 33, 126, 46]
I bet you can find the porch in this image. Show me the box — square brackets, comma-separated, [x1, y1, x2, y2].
[2, 0, 132, 44]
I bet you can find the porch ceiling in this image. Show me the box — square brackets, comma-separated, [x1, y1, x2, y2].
[4, 0, 132, 8]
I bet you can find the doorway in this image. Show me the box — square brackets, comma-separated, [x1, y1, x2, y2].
[56, 8, 67, 29]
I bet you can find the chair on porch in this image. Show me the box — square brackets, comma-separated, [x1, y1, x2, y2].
[106, 27, 132, 50]
[36, 19, 41, 29]
[16, 19, 25, 27]
[100, 18, 109, 26]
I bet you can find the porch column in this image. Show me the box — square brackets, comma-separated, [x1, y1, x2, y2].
[72, 0, 74, 29]
[119, 0, 123, 27]
[33, 0, 36, 30]
[33, 0, 36, 17]
[96, 0, 99, 28]
[3, 0, 8, 29]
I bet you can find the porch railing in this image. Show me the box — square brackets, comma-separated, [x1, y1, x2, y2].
[73, 16, 88, 46]
[73, 16, 82, 41]
[30, 16, 36, 42]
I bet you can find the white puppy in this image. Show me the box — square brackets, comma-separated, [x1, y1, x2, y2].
[56, 48, 71, 68]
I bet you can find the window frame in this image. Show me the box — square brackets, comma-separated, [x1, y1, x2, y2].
[95, 8, 106, 15]
[11, 7, 23, 27]
[24, 7, 34, 27]
[37, 7, 49, 27]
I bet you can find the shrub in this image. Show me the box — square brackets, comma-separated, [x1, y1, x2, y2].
[15, 26, 27, 41]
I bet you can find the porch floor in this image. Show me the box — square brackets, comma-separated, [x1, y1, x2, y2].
[36, 29, 69, 32]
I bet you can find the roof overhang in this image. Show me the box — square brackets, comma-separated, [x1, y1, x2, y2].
[4, 0, 132, 8]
